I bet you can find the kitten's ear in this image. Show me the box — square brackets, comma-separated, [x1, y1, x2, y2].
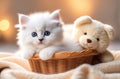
[50, 10, 63, 27]
[18, 13, 29, 25]
[50, 10, 60, 21]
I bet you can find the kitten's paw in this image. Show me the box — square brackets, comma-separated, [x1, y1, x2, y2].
[39, 49, 55, 60]
[21, 50, 35, 59]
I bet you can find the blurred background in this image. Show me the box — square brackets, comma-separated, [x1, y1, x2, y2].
[0, 0, 120, 53]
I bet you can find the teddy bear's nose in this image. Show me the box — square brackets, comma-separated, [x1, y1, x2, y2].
[87, 39, 92, 43]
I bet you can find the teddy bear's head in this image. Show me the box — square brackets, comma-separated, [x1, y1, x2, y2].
[72, 16, 114, 53]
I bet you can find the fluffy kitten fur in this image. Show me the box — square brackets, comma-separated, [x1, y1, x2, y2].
[16, 10, 82, 60]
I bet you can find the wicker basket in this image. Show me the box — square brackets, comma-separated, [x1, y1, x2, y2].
[29, 49, 98, 74]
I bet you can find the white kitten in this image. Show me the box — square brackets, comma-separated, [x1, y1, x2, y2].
[16, 10, 82, 60]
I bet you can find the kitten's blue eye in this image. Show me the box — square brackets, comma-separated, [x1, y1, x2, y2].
[32, 32, 37, 37]
[44, 31, 50, 36]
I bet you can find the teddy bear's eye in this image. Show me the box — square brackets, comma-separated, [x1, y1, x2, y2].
[84, 32, 87, 35]
[96, 38, 100, 41]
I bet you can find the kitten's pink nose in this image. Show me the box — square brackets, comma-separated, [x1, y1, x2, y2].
[39, 38, 44, 42]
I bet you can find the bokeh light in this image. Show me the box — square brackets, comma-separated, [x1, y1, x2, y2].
[0, 20, 10, 31]
[69, 0, 94, 15]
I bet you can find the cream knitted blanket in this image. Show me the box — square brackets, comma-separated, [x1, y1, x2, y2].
[0, 51, 120, 79]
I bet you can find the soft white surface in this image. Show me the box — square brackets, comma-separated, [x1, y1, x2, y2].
[0, 43, 18, 53]
[108, 41, 120, 50]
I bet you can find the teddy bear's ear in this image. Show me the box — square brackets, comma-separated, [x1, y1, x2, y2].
[74, 16, 92, 27]
[104, 24, 114, 40]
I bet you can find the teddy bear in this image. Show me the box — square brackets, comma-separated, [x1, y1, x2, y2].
[72, 16, 114, 64]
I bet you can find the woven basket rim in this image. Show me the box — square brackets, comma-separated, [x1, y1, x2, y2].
[30, 49, 98, 60]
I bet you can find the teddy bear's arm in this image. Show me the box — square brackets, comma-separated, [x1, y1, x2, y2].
[92, 50, 114, 64]
[100, 50, 114, 62]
